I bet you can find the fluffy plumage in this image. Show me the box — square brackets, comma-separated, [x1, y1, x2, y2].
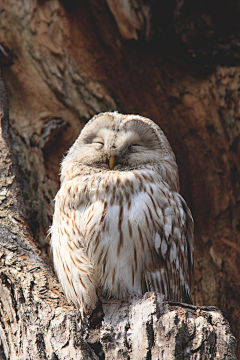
[50, 112, 194, 314]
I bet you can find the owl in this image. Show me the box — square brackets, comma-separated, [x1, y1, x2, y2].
[50, 112, 194, 315]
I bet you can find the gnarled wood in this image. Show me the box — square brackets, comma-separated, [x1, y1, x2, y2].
[0, 75, 98, 359]
[99, 293, 236, 360]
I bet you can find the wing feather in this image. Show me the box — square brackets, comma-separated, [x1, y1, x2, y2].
[145, 188, 194, 304]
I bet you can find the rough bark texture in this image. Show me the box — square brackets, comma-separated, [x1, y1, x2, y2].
[99, 294, 236, 360]
[0, 0, 239, 358]
[0, 76, 99, 359]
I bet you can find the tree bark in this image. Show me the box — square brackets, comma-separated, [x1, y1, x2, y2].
[99, 294, 237, 360]
[0, 76, 99, 359]
[0, 0, 239, 358]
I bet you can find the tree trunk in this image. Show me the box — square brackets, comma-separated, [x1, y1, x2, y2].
[0, 0, 239, 358]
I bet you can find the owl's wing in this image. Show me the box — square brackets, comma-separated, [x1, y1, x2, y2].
[145, 191, 194, 304]
[50, 178, 100, 313]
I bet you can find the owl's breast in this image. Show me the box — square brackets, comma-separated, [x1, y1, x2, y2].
[80, 168, 167, 297]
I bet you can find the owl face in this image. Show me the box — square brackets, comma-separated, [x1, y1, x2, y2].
[68, 112, 175, 171]
[64, 112, 179, 191]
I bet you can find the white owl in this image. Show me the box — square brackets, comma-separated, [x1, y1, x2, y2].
[50, 112, 194, 315]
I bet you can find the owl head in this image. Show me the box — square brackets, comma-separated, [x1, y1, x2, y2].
[62, 112, 179, 192]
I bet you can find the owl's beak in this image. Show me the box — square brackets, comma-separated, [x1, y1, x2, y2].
[109, 155, 115, 170]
